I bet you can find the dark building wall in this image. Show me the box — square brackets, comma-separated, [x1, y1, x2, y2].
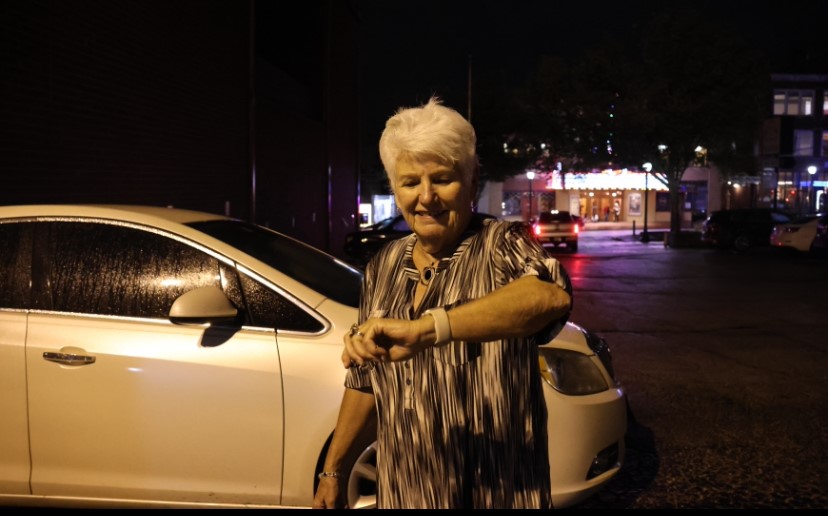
[252, 0, 360, 254]
[0, 0, 251, 218]
[0, 0, 359, 256]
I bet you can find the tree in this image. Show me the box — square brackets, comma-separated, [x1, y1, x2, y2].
[611, 7, 770, 234]
[475, 6, 770, 235]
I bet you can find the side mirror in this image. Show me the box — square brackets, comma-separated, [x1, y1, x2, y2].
[169, 286, 238, 325]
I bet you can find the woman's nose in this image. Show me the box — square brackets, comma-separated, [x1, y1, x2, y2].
[419, 181, 435, 202]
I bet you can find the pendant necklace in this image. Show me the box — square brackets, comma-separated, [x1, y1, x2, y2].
[416, 243, 441, 286]
[420, 260, 439, 286]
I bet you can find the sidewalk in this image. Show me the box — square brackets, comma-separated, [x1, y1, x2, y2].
[582, 220, 670, 232]
[581, 220, 704, 247]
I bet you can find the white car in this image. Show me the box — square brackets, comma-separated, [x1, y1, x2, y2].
[0, 204, 626, 509]
[770, 214, 826, 252]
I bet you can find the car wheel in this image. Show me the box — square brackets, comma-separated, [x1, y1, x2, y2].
[732, 235, 750, 252]
[345, 439, 378, 509]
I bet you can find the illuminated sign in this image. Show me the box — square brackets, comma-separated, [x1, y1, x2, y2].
[546, 170, 669, 191]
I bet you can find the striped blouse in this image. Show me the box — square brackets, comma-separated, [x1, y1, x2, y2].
[344, 218, 571, 509]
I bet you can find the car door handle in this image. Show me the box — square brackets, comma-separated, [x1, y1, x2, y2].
[43, 352, 96, 366]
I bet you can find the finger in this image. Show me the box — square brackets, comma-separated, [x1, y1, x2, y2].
[343, 333, 365, 366]
[343, 326, 377, 366]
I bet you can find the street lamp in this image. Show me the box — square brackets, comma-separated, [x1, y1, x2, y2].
[526, 171, 535, 221]
[808, 165, 818, 213]
[641, 163, 652, 243]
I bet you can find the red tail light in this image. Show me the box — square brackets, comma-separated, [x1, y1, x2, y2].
[533, 224, 541, 236]
[573, 224, 579, 235]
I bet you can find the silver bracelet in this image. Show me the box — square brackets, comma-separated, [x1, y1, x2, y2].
[317, 471, 340, 479]
[424, 307, 452, 346]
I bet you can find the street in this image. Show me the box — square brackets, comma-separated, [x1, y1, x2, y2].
[551, 229, 828, 509]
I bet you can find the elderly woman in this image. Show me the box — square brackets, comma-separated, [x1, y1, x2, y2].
[313, 97, 572, 509]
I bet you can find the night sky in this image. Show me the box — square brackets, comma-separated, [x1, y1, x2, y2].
[358, 0, 828, 163]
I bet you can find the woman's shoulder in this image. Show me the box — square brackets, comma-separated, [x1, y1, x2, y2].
[478, 217, 530, 238]
[366, 233, 414, 269]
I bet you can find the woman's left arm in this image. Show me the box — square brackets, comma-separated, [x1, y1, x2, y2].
[347, 275, 571, 364]
[440, 274, 571, 343]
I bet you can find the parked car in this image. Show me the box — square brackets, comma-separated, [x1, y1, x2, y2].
[770, 214, 827, 252]
[344, 212, 496, 267]
[700, 208, 794, 252]
[0, 204, 626, 509]
[812, 215, 828, 252]
[531, 210, 580, 252]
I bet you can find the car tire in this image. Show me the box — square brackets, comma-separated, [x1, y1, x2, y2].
[732, 235, 750, 252]
[569, 242, 578, 253]
[345, 437, 378, 509]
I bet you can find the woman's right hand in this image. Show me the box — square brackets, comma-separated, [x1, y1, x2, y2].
[312, 476, 341, 509]
[342, 317, 434, 367]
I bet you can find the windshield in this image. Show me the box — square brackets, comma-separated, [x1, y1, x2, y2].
[538, 211, 572, 223]
[188, 220, 363, 307]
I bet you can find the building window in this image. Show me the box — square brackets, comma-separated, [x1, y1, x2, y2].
[822, 131, 828, 157]
[773, 90, 814, 116]
[794, 130, 814, 156]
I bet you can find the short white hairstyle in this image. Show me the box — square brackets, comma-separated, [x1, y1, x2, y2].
[378, 96, 478, 188]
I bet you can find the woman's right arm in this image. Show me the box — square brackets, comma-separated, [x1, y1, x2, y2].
[312, 386, 376, 509]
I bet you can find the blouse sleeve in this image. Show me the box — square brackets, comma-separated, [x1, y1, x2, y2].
[494, 221, 573, 341]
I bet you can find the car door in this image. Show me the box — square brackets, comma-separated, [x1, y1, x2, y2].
[0, 221, 33, 495]
[25, 220, 285, 505]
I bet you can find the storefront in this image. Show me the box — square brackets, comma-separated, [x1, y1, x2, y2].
[493, 169, 671, 226]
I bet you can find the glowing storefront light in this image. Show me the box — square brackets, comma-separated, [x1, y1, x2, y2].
[547, 169, 669, 191]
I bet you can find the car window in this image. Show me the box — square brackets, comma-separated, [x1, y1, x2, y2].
[790, 215, 818, 224]
[189, 220, 362, 308]
[708, 211, 729, 223]
[0, 222, 32, 309]
[771, 212, 792, 223]
[237, 270, 324, 332]
[538, 212, 571, 223]
[41, 221, 223, 319]
[728, 211, 745, 222]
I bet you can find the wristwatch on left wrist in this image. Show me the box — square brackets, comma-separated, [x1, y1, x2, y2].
[424, 307, 452, 346]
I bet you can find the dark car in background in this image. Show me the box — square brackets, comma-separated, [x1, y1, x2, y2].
[531, 210, 580, 252]
[344, 212, 496, 267]
[701, 208, 794, 252]
[812, 215, 828, 252]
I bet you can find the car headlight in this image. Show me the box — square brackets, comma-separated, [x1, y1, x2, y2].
[538, 348, 609, 395]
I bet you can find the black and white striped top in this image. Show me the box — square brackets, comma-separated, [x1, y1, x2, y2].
[345, 218, 571, 509]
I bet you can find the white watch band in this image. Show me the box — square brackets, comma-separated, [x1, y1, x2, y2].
[424, 307, 452, 346]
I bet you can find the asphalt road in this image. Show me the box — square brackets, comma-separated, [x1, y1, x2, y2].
[548, 229, 828, 509]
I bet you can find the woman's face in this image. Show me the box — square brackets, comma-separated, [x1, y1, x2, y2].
[393, 155, 475, 254]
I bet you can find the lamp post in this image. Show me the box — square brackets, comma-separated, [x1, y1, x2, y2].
[641, 163, 652, 243]
[526, 171, 535, 221]
[808, 165, 817, 213]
